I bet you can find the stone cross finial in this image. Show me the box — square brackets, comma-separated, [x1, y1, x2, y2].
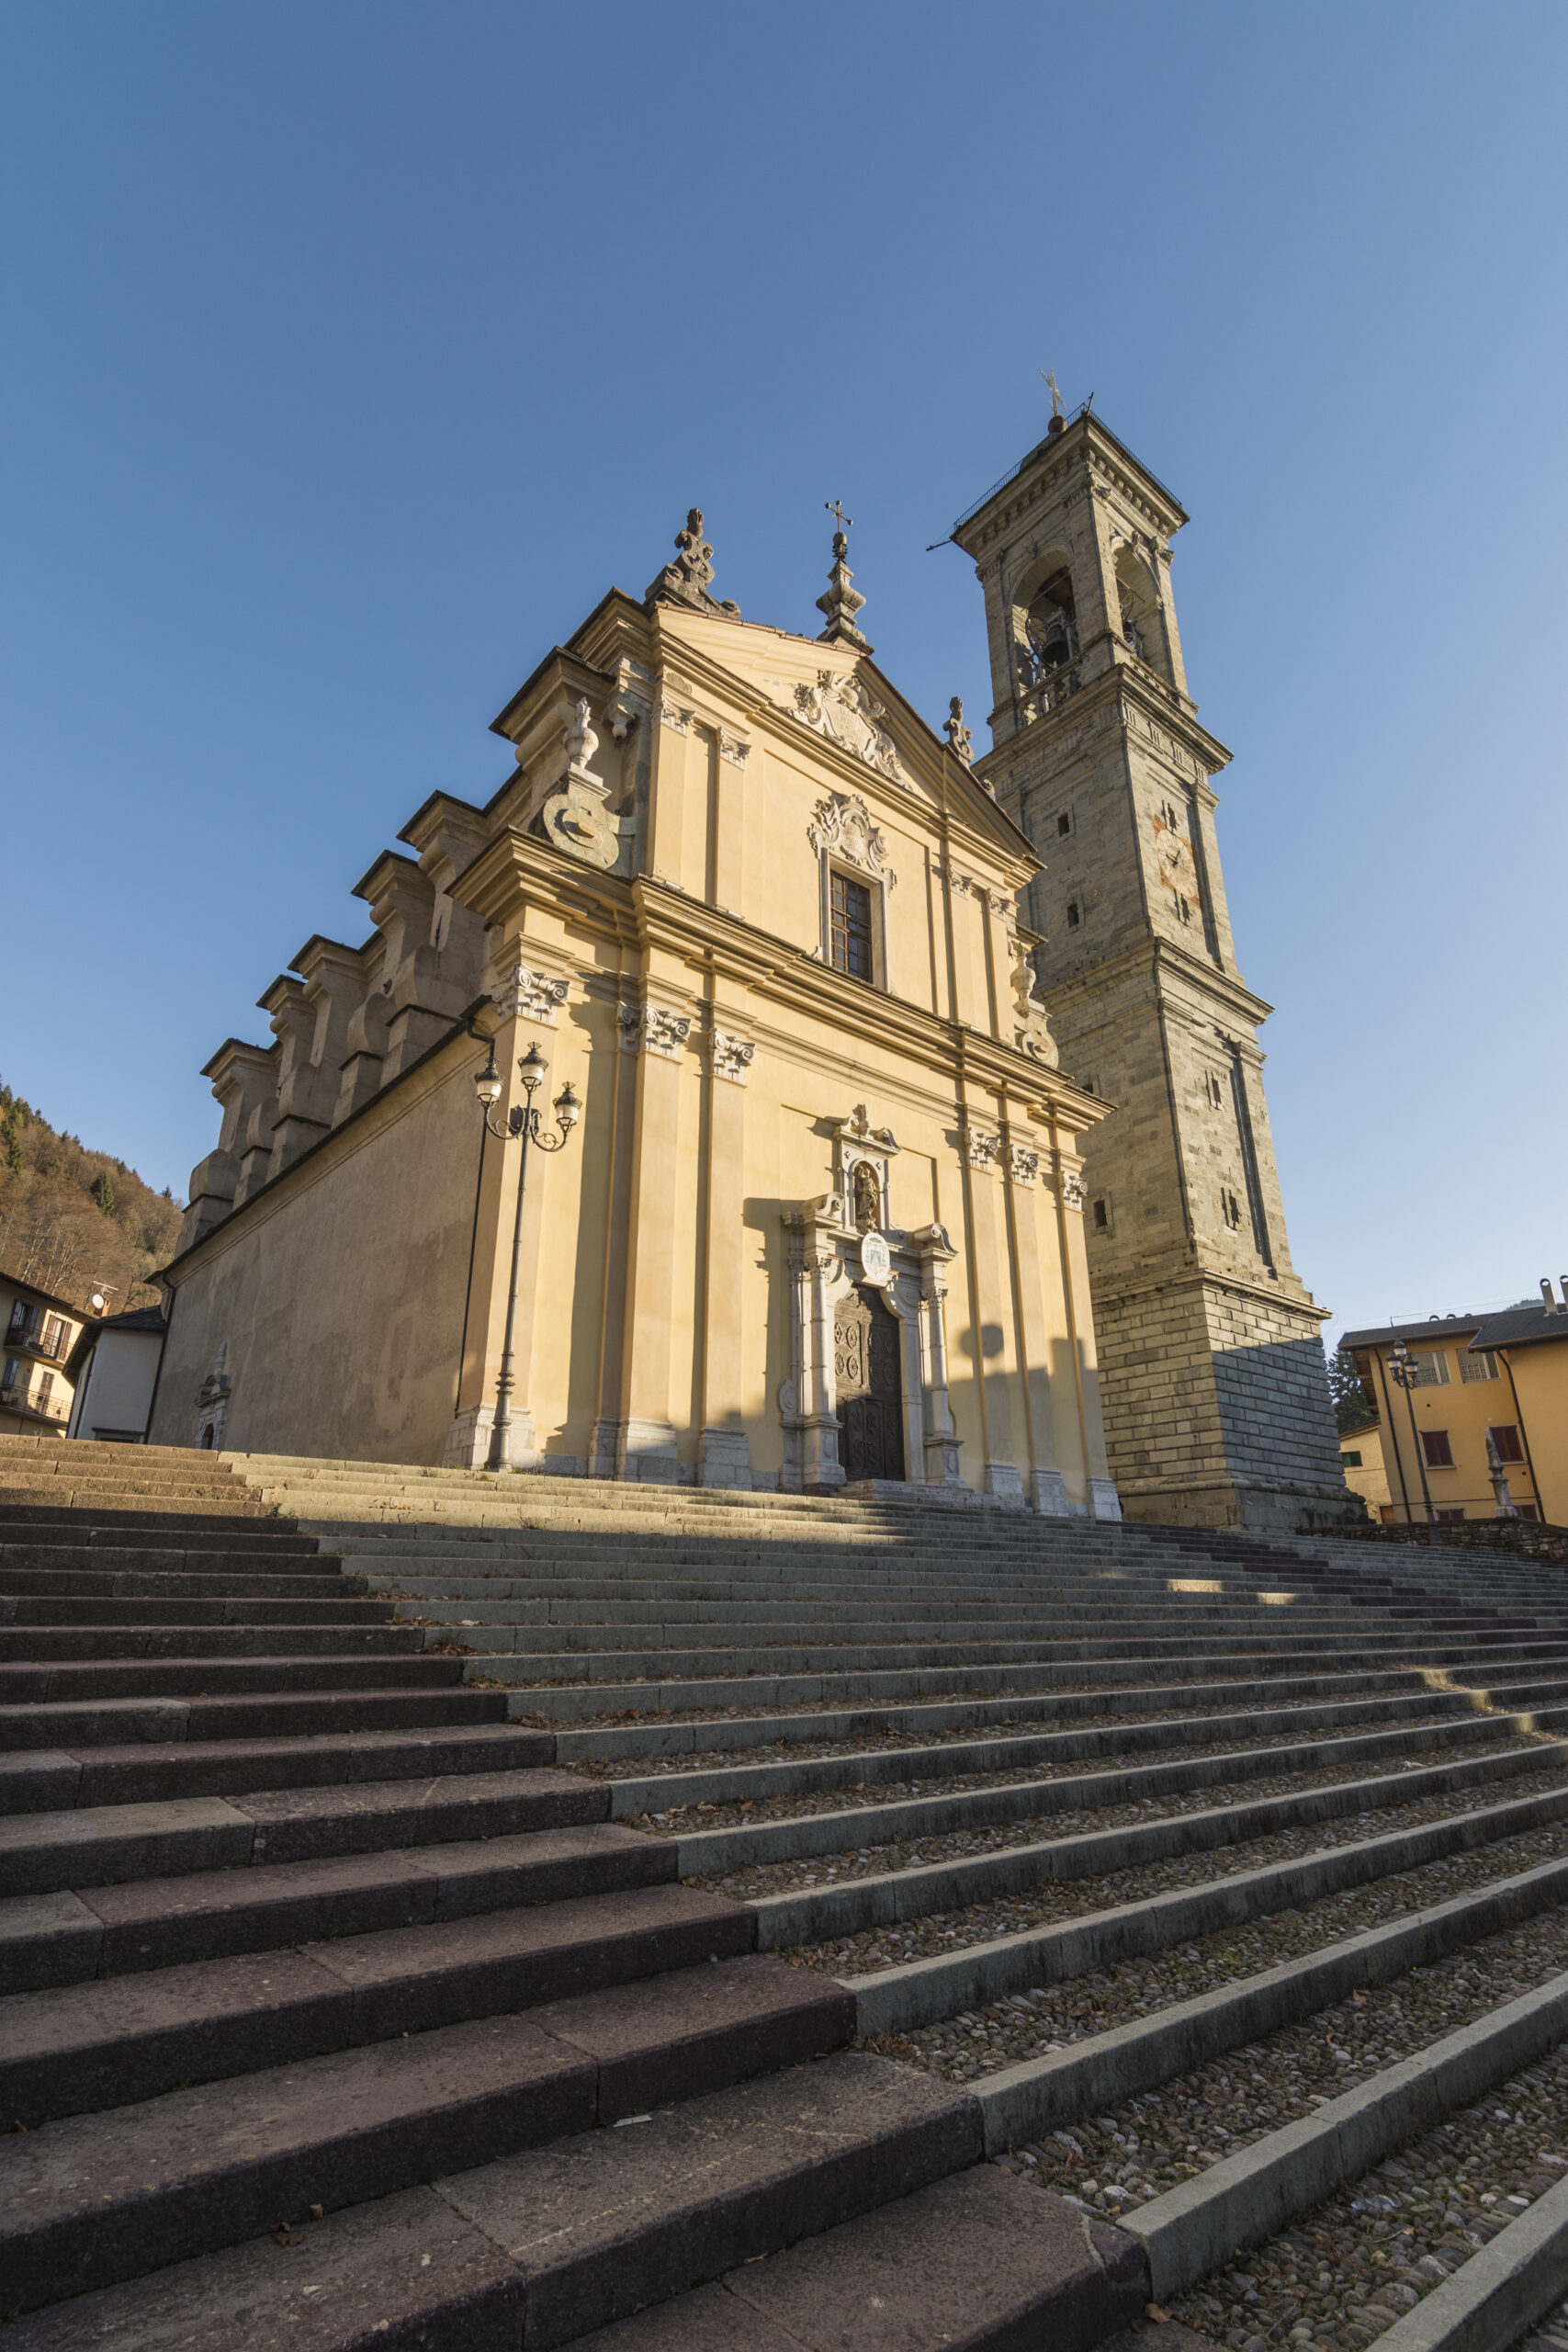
[816, 504, 872, 654]
[1041, 368, 1065, 418]
[943, 698, 974, 763]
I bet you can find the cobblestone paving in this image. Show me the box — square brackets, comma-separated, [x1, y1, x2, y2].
[1093, 2037, 1568, 2350]
[624, 1726, 1524, 1836]
[861, 1834, 1568, 2086]
[687, 1742, 1556, 1903]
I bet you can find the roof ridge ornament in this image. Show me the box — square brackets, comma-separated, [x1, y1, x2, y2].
[646, 509, 741, 619]
[816, 501, 872, 655]
[943, 698, 974, 764]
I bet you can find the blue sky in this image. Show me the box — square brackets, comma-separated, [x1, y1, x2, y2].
[3, 2, 1563, 1346]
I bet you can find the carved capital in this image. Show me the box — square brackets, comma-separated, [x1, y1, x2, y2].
[711, 1029, 755, 1085]
[1008, 1143, 1040, 1187]
[618, 1001, 691, 1059]
[1059, 1169, 1087, 1210]
[964, 1128, 1001, 1171]
[717, 729, 750, 768]
[493, 963, 570, 1023]
[659, 700, 694, 735]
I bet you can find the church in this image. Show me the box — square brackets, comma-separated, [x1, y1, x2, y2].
[150, 404, 1351, 1530]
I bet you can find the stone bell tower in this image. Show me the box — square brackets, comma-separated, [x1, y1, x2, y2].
[953, 401, 1351, 1531]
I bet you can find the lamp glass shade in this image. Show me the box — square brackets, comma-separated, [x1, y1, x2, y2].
[519, 1045, 548, 1092]
[554, 1081, 581, 1129]
[474, 1065, 503, 1105]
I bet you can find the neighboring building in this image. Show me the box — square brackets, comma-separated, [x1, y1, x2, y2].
[65, 1305, 167, 1444]
[0, 1272, 85, 1436]
[953, 404, 1348, 1530]
[1343, 1289, 1568, 1525]
[1337, 1418, 1392, 1520]
[150, 508, 1121, 1510]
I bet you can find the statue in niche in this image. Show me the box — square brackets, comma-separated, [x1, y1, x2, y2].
[852, 1160, 883, 1235]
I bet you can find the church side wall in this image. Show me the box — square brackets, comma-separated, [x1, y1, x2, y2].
[152, 1052, 477, 1464]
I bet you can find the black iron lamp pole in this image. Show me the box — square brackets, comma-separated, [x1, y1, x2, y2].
[1387, 1338, 1437, 1530]
[474, 1038, 580, 1473]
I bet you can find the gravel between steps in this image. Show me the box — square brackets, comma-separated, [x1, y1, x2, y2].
[1040, 2033, 1568, 2352]
[685, 1739, 1557, 1902]
[467, 1672, 1319, 1726]
[859, 1822, 1568, 2085]
[789, 1758, 1568, 1976]
[622, 1726, 1525, 1836]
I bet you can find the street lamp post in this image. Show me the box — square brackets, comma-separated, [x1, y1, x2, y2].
[1387, 1338, 1437, 1531]
[473, 1037, 580, 1473]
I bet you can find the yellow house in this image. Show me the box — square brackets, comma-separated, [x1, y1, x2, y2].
[1344, 1287, 1568, 1527]
[149, 516, 1121, 1512]
[1, 1272, 84, 1436]
[1337, 1417, 1391, 1520]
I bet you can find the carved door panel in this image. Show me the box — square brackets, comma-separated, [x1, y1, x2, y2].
[834, 1283, 906, 1483]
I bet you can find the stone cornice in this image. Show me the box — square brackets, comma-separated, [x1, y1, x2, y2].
[1042, 933, 1275, 1033]
[976, 659, 1232, 790]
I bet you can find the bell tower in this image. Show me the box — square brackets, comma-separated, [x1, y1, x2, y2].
[953, 403, 1352, 1531]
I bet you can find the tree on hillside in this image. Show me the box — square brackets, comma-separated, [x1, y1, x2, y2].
[1328, 1345, 1377, 1434]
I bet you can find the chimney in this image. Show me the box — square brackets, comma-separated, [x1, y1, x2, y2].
[1541, 1279, 1559, 1317]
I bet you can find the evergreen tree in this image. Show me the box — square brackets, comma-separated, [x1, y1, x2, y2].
[1328, 1344, 1376, 1433]
[91, 1172, 115, 1218]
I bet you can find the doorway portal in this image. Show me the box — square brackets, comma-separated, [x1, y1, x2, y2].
[834, 1283, 906, 1483]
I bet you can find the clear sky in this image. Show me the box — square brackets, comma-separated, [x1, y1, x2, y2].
[3, 2, 1563, 1348]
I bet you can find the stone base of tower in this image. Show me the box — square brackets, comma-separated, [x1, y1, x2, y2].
[1092, 1273, 1364, 1534]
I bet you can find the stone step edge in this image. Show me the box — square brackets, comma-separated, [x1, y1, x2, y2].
[598, 1691, 1514, 1817]
[547, 1673, 1512, 1764]
[850, 1779, 1568, 2038]
[1122, 1967, 1568, 2301]
[972, 1848, 1568, 2156]
[671, 1713, 1564, 1878]
[745, 1739, 1568, 1951]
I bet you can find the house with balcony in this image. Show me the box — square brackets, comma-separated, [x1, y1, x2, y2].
[0, 1272, 85, 1436]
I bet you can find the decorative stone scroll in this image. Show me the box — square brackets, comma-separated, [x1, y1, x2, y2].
[1059, 1169, 1087, 1210]
[809, 792, 897, 889]
[711, 1030, 755, 1085]
[539, 697, 630, 873]
[776, 672, 904, 783]
[717, 730, 750, 768]
[618, 1001, 691, 1059]
[1012, 940, 1060, 1068]
[1008, 1144, 1040, 1187]
[964, 1129, 1001, 1171]
[493, 963, 570, 1023]
[645, 509, 741, 618]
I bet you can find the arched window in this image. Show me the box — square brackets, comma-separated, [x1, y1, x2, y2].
[1022, 566, 1078, 680]
[1114, 547, 1166, 677]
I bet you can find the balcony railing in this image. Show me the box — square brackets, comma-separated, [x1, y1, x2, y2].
[4, 1321, 72, 1363]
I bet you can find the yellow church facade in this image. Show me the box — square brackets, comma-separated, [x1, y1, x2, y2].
[151, 517, 1120, 1514]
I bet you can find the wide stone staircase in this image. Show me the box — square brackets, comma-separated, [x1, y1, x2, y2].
[6, 1437, 1568, 2350]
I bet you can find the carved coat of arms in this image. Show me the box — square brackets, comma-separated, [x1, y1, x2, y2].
[776, 671, 904, 781]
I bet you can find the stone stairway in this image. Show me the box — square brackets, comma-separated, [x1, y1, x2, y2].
[6, 1438, 1568, 2350]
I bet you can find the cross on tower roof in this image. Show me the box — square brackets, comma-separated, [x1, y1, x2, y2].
[825, 499, 853, 536]
[1040, 369, 1065, 419]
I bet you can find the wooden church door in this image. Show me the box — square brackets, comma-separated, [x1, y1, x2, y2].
[834, 1283, 906, 1483]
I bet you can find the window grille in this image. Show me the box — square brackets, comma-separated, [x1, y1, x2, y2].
[829, 873, 874, 979]
[1461, 1351, 1499, 1382]
[1410, 1350, 1450, 1386]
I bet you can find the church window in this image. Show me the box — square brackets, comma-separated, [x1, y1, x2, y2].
[1204, 1071, 1225, 1109]
[1421, 1429, 1455, 1469]
[1461, 1350, 1499, 1382]
[829, 872, 874, 979]
[1221, 1189, 1242, 1230]
[1489, 1423, 1524, 1463]
[1066, 899, 1081, 929]
[1177, 894, 1192, 925]
[1056, 810, 1073, 838]
[1092, 1196, 1111, 1231]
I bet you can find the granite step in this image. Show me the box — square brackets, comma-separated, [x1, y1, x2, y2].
[0, 1760, 603, 1892]
[0, 1566, 367, 1598]
[1, 1877, 754, 2123]
[0, 1652, 471, 1700]
[0, 1818, 672, 1990]
[0, 1719, 556, 1812]
[0, 1593, 395, 1624]
[0, 1623, 427, 1660]
[0, 1681, 511, 1748]
[0, 1952, 853, 2310]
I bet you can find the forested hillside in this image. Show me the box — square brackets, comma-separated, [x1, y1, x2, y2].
[0, 1081, 182, 1313]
